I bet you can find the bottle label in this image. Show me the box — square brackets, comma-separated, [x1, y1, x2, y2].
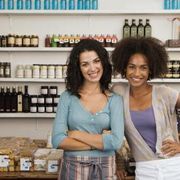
[17, 95, 23, 112]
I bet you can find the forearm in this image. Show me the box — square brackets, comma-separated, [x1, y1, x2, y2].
[59, 137, 91, 151]
[70, 132, 104, 150]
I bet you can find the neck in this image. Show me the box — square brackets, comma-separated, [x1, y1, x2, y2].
[130, 84, 151, 98]
[80, 82, 101, 95]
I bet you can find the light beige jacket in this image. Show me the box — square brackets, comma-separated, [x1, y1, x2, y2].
[113, 83, 180, 162]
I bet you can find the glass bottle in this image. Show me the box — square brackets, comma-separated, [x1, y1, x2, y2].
[130, 19, 137, 38]
[144, 19, 152, 37]
[123, 19, 130, 38]
[5, 87, 11, 112]
[11, 87, 17, 112]
[137, 19, 144, 38]
[23, 85, 30, 112]
[17, 86, 23, 112]
[34, 0, 41, 10]
[16, 0, 24, 10]
[0, 87, 5, 112]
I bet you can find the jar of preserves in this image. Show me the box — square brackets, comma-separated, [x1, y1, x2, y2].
[46, 104, 53, 113]
[41, 86, 49, 96]
[30, 35, 39, 47]
[47, 65, 55, 79]
[23, 35, 31, 47]
[55, 65, 63, 79]
[49, 86, 57, 96]
[38, 104, 45, 113]
[31, 95, 38, 104]
[15, 35, 23, 47]
[7, 34, 15, 47]
[37, 95, 45, 104]
[40, 65, 47, 79]
[16, 65, 24, 78]
[30, 103, 37, 113]
[32, 64, 40, 78]
[24, 65, 32, 78]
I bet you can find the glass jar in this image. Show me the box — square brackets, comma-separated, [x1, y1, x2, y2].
[41, 86, 49, 95]
[62, 65, 67, 78]
[38, 104, 45, 113]
[15, 35, 23, 47]
[24, 65, 32, 78]
[55, 65, 63, 79]
[45, 94, 53, 104]
[31, 95, 38, 104]
[47, 65, 55, 79]
[16, 65, 24, 78]
[30, 103, 37, 113]
[53, 95, 60, 104]
[32, 64, 40, 78]
[40, 65, 47, 79]
[37, 95, 45, 104]
[49, 86, 57, 95]
[46, 104, 53, 113]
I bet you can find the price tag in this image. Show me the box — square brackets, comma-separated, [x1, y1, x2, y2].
[0, 155, 9, 167]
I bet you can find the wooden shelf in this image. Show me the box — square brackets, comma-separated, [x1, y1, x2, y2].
[0, 10, 179, 15]
[0, 172, 57, 179]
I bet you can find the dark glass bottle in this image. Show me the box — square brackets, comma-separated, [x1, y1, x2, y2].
[0, 87, 5, 112]
[5, 87, 11, 112]
[123, 19, 130, 38]
[23, 85, 30, 112]
[137, 19, 144, 38]
[11, 87, 17, 112]
[130, 19, 137, 38]
[17, 86, 23, 112]
[144, 19, 152, 37]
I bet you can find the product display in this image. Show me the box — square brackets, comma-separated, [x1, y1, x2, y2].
[0, 1, 179, 179]
[123, 19, 152, 38]
[0, 0, 99, 10]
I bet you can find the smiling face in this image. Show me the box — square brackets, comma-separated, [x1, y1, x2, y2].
[126, 53, 150, 88]
[79, 50, 103, 84]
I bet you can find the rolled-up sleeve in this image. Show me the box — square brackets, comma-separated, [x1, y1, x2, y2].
[52, 91, 70, 148]
[102, 94, 124, 150]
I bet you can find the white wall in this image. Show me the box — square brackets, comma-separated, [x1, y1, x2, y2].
[0, 0, 179, 139]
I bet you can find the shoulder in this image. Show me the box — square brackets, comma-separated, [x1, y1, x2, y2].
[153, 85, 178, 96]
[111, 83, 128, 97]
[60, 90, 74, 102]
[109, 92, 123, 105]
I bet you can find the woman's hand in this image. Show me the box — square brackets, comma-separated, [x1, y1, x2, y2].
[68, 130, 82, 139]
[161, 139, 180, 156]
[116, 169, 127, 180]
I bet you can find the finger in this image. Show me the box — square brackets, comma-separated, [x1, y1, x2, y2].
[162, 139, 174, 145]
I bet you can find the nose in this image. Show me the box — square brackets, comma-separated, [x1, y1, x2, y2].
[134, 68, 141, 76]
[89, 62, 95, 71]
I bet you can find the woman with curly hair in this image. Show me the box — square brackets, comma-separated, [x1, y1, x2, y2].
[52, 39, 124, 180]
[112, 37, 180, 180]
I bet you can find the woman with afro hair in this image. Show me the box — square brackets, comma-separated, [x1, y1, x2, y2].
[112, 37, 180, 180]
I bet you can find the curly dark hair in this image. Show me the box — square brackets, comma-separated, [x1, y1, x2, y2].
[66, 39, 112, 97]
[111, 37, 168, 79]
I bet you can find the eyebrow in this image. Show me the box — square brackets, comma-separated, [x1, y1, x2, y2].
[128, 63, 148, 66]
[80, 56, 99, 63]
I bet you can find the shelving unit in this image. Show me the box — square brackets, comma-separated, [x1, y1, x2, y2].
[0, 1, 179, 139]
[0, 77, 179, 83]
[0, 9, 180, 15]
[0, 47, 179, 52]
